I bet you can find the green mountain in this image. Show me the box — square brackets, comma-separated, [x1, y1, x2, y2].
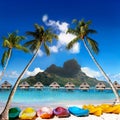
[21, 59, 108, 87]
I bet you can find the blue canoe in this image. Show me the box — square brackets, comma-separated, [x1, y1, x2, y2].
[68, 106, 89, 117]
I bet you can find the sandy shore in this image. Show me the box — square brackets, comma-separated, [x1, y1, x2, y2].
[1, 100, 120, 120]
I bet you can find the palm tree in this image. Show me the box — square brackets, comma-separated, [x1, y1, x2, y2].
[0, 24, 58, 120]
[66, 19, 120, 102]
[0, 31, 28, 81]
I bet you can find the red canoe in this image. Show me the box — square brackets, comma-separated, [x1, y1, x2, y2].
[53, 107, 70, 118]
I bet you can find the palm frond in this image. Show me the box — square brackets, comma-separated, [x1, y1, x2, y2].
[66, 37, 79, 49]
[1, 50, 9, 67]
[45, 30, 58, 43]
[44, 42, 50, 55]
[29, 45, 37, 53]
[26, 31, 37, 37]
[15, 44, 29, 53]
[30, 41, 41, 52]
[34, 24, 44, 31]
[87, 29, 97, 34]
[16, 36, 25, 42]
[66, 28, 76, 35]
[52, 34, 58, 40]
[24, 40, 37, 47]
[87, 37, 99, 54]
[26, 23, 57, 54]
[79, 19, 85, 26]
[86, 20, 92, 26]
[72, 19, 78, 24]
[3, 40, 11, 48]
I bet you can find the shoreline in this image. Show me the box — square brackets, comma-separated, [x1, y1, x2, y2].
[0, 99, 116, 107]
[1, 100, 120, 120]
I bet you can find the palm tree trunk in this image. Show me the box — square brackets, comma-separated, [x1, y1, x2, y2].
[83, 39, 120, 102]
[0, 49, 12, 81]
[0, 48, 39, 120]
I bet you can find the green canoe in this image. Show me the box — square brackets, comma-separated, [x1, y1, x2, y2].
[9, 107, 21, 120]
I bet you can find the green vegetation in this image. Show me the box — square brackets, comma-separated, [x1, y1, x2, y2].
[66, 19, 120, 102]
[0, 24, 58, 120]
[0, 31, 28, 81]
[21, 59, 109, 87]
[0, 19, 119, 120]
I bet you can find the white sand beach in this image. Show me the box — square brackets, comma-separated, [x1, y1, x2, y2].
[1, 101, 120, 120]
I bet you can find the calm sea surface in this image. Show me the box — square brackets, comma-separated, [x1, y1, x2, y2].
[0, 87, 118, 104]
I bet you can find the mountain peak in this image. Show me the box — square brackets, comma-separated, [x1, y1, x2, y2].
[45, 59, 82, 77]
[21, 59, 108, 87]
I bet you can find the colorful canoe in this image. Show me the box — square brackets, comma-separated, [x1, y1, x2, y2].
[53, 107, 70, 118]
[19, 107, 36, 120]
[83, 104, 102, 116]
[9, 107, 21, 120]
[112, 105, 120, 114]
[68, 106, 89, 117]
[37, 107, 53, 119]
[99, 104, 120, 114]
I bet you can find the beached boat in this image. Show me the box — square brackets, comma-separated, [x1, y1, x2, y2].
[99, 104, 120, 114]
[68, 106, 89, 117]
[112, 105, 120, 114]
[19, 107, 36, 119]
[83, 104, 102, 116]
[9, 107, 21, 120]
[53, 107, 70, 118]
[37, 107, 53, 119]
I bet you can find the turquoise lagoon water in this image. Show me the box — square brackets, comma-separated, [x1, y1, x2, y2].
[0, 87, 118, 104]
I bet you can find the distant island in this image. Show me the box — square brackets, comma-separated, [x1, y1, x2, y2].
[21, 59, 108, 87]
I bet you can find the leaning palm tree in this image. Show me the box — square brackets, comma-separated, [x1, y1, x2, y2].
[0, 24, 58, 120]
[0, 31, 28, 81]
[66, 19, 120, 102]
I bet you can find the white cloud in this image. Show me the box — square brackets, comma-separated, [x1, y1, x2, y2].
[56, 22, 68, 32]
[81, 67, 101, 78]
[0, 70, 19, 84]
[42, 14, 80, 54]
[37, 49, 44, 57]
[5, 71, 19, 78]
[108, 73, 120, 82]
[49, 46, 58, 53]
[42, 19, 69, 32]
[42, 14, 48, 22]
[25, 67, 44, 77]
[81, 67, 120, 83]
[58, 32, 76, 45]
[69, 42, 80, 53]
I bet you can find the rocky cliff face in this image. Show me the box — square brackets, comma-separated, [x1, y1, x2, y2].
[45, 59, 85, 78]
[21, 59, 105, 87]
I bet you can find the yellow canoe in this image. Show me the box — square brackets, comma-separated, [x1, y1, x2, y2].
[111, 105, 120, 114]
[83, 104, 102, 116]
[98, 104, 111, 113]
[19, 107, 36, 120]
[98, 104, 120, 114]
[83, 104, 120, 115]
[93, 107, 102, 116]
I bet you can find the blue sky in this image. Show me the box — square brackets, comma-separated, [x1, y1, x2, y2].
[0, 0, 120, 84]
